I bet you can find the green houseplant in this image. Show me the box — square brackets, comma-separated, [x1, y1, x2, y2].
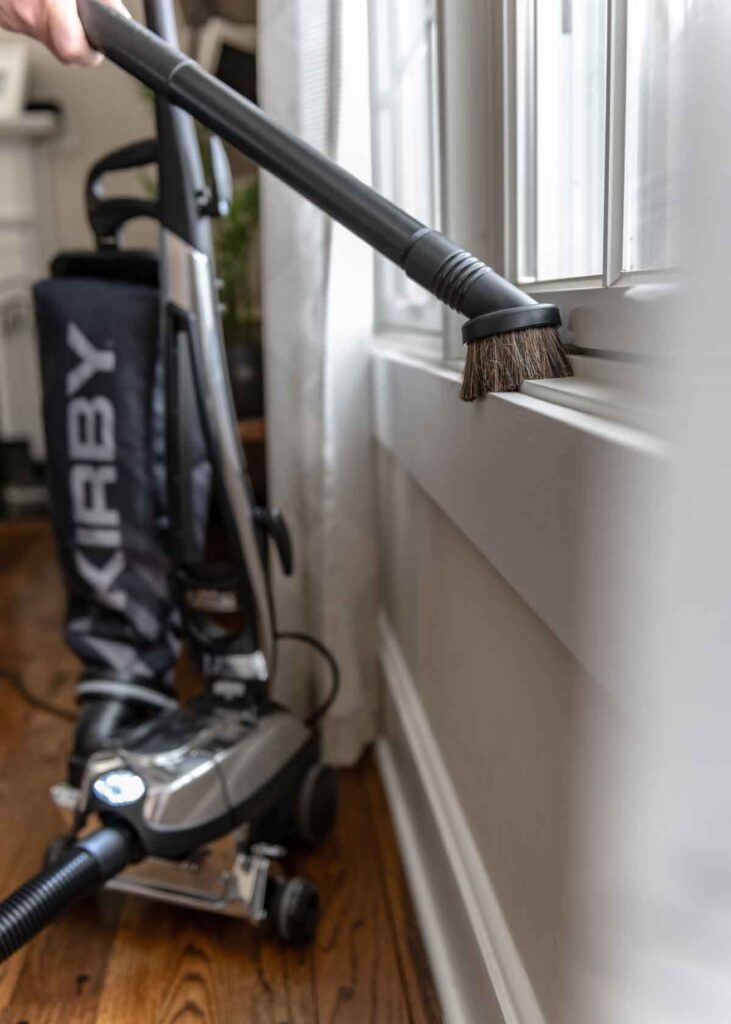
[215, 176, 260, 344]
[214, 175, 263, 418]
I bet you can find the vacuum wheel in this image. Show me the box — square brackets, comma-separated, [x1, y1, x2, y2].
[269, 876, 320, 945]
[296, 764, 338, 845]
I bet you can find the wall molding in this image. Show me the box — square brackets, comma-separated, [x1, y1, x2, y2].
[377, 612, 547, 1024]
[372, 347, 664, 694]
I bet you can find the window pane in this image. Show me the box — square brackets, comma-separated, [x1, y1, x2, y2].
[623, 0, 689, 272]
[517, 0, 607, 282]
[370, 0, 441, 332]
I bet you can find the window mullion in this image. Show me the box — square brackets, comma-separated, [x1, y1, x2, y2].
[602, 0, 628, 286]
[431, 0, 450, 363]
[369, 0, 443, 341]
[387, 0, 403, 318]
[515, 0, 537, 281]
[502, 0, 516, 282]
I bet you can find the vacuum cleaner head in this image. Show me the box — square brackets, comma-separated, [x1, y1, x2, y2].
[0, 698, 338, 962]
[79, 699, 319, 859]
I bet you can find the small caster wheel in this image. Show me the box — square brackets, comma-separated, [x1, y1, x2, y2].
[296, 764, 338, 844]
[269, 876, 320, 945]
[43, 835, 74, 869]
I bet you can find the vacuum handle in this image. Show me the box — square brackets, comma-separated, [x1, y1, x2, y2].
[78, 0, 420, 262]
[77, 0, 555, 333]
[87, 138, 158, 185]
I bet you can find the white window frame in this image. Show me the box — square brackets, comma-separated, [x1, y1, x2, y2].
[368, 0, 443, 348]
[438, 0, 506, 363]
[502, 0, 673, 368]
[370, 0, 673, 380]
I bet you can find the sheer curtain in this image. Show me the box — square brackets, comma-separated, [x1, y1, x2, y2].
[258, 0, 378, 764]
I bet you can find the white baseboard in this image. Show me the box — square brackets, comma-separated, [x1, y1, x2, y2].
[377, 612, 547, 1024]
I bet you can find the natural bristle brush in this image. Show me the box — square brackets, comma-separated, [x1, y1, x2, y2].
[77, 0, 572, 400]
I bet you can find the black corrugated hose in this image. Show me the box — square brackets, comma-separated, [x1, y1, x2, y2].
[0, 824, 138, 962]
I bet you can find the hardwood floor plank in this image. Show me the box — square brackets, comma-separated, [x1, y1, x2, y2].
[297, 767, 414, 1024]
[95, 896, 319, 1024]
[363, 760, 444, 1024]
[0, 523, 117, 1022]
[0, 891, 123, 1024]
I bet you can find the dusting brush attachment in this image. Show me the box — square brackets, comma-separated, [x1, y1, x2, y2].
[459, 312, 570, 402]
[402, 231, 572, 401]
[460, 325, 570, 401]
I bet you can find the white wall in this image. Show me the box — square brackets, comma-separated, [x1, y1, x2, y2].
[9, 0, 156, 255]
[0, 3, 156, 459]
[377, 442, 625, 1023]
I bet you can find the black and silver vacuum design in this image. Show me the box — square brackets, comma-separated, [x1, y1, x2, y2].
[0, 0, 338, 962]
[0, 0, 572, 962]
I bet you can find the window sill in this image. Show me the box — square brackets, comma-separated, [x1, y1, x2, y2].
[373, 322, 667, 434]
[374, 334, 665, 442]
[370, 342, 666, 683]
[519, 359, 666, 435]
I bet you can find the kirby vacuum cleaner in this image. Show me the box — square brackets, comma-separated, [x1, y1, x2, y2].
[0, 0, 338, 962]
[0, 0, 566, 961]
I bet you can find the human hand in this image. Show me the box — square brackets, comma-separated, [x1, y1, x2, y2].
[0, 0, 129, 66]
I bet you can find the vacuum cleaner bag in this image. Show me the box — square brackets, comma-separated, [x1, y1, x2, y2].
[34, 276, 181, 694]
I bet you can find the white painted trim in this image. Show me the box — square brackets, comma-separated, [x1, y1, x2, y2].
[0, 111, 56, 140]
[520, 364, 665, 434]
[371, 346, 664, 687]
[0, 40, 28, 121]
[377, 613, 546, 1024]
[602, 0, 629, 287]
[373, 344, 663, 449]
[376, 743, 475, 1024]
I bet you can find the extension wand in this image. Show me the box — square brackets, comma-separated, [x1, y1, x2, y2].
[77, 0, 571, 400]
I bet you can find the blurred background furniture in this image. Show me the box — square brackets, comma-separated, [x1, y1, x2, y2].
[0, 110, 56, 515]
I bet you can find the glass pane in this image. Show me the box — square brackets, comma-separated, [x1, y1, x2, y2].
[371, 0, 441, 331]
[517, 0, 607, 282]
[395, 0, 433, 67]
[398, 34, 437, 227]
[623, 0, 690, 272]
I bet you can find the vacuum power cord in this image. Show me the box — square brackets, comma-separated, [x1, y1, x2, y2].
[0, 668, 75, 722]
[275, 632, 340, 726]
[0, 637, 340, 726]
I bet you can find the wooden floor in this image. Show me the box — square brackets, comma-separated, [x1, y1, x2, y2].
[0, 521, 442, 1024]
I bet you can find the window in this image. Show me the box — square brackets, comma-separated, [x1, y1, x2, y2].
[511, 0, 690, 292]
[623, 0, 687, 273]
[368, 0, 690, 370]
[369, 0, 442, 337]
[516, 0, 607, 282]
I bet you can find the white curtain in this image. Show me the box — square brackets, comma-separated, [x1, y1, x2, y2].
[258, 0, 378, 764]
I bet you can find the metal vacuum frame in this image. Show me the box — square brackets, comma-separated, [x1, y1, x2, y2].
[146, 0, 276, 688]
